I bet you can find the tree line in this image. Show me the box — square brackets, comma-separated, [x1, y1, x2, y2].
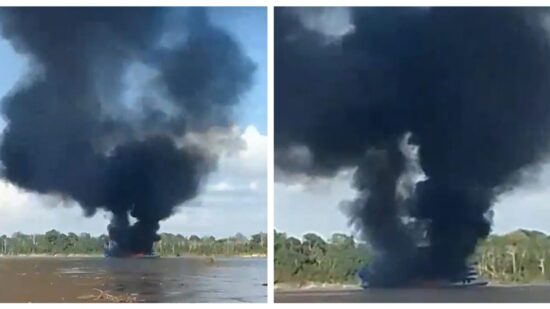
[476, 230, 550, 283]
[275, 229, 550, 285]
[0, 230, 267, 257]
[275, 231, 371, 284]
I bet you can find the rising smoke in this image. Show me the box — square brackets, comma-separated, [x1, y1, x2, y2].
[0, 8, 255, 255]
[275, 7, 550, 285]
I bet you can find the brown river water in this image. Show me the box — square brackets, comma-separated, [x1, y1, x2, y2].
[0, 256, 266, 303]
[275, 286, 550, 303]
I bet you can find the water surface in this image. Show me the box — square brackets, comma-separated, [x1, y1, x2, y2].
[275, 286, 550, 303]
[0, 256, 266, 303]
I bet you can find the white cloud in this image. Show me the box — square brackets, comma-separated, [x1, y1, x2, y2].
[293, 7, 355, 40]
[492, 163, 550, 235]
[0, 124, 266, 238]
[0, 181, 111, 236]
[220, 125, 266, 178]
[208, 181, 235, 192]
[275, 170, 356, 239]
[0, 182, 33, 224]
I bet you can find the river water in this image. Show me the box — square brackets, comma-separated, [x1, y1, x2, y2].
[275, 286, 550, 303]
[0, 256, 267, 303]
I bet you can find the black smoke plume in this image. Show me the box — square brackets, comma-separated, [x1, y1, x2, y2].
[275, 7, 550, 285]
[0, 8, 254, 255]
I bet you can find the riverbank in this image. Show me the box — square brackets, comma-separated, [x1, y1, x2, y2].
[274, 281, 550, 290]
[0, 253, 103, 258]
[275, 282, 359, 290]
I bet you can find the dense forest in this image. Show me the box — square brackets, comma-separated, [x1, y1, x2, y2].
[0, 230, 267, 257]
[275, 229, 550, 285]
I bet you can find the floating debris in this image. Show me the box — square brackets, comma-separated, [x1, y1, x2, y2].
[83, 288, 138, 303]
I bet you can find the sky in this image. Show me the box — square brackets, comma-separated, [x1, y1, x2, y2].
[0, 7, 266, 238]
[275, 165, 550, 239]
[274, 7, 550, 240]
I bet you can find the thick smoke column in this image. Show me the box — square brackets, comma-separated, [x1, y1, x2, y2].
[276, 7, 550, 285]
[0, 8, 254, 255]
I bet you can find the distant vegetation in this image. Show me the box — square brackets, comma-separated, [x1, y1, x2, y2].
[476, 230, 550, 283]
[275, 229, 550, 285]
[0, 230, 267, 257]
[275, 231, 371, 284]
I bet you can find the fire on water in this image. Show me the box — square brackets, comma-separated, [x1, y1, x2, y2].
[104, 240, 160, 258]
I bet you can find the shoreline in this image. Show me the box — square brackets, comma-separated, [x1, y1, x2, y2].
[274, 281, 550, 291]
[275, 282, 360, 291]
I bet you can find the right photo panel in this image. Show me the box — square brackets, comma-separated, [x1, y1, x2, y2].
[275, 7, 550, 303]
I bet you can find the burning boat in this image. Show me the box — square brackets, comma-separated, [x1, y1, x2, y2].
[357, 260, 488, 288]
[357, 218, 488, 288]
[104, 240, 160, 258]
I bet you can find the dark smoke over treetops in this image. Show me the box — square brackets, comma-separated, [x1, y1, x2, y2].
[275, 7, 550, 285]
[0, 8, 255, 255]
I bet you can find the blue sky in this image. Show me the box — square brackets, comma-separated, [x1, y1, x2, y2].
[0, 7, 266, 238]
[210, 7, 267, 134]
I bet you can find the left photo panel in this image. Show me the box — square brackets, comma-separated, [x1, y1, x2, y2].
[0, 7, 267, 303]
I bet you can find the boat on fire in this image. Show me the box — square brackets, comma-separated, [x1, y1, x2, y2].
[356, 218, 488, 288]
[356, 262, 488, 288]
[104, 240, 160, 258]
